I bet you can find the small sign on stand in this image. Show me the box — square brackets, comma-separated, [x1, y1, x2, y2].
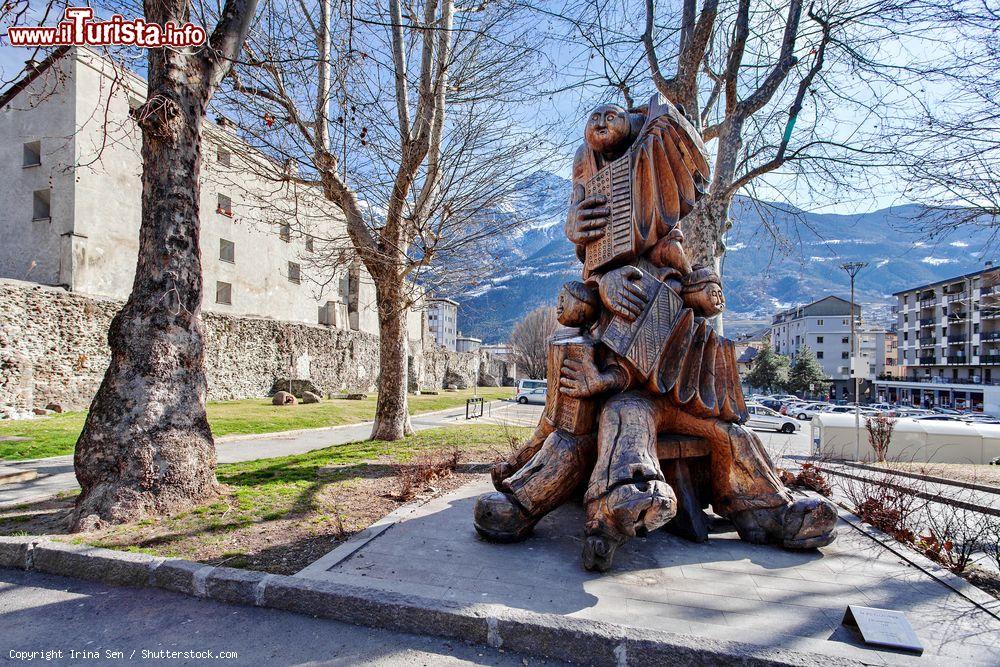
[842, 605, 923, 654]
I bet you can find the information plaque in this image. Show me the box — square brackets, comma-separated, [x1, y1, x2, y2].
[842, 605, 923, 654]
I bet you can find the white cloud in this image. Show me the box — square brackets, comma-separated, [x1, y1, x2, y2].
[875, 258, 890, 268]
[727, 242, 747, 251]
[809, 256, 834, 262]
[950, 241, 969, 248]
[921, 256, 955, 266]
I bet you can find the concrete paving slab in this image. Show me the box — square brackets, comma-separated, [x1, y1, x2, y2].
[298, 478, 1000, 665]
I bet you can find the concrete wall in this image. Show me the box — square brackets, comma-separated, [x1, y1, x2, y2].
[0, 279, 505, 413]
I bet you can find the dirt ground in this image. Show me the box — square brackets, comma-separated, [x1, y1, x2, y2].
[0, 467, 488, 575]
[872, 461, 1000, 488]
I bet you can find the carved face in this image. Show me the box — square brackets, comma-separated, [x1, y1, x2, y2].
[585, 104, 630, 157]
[685, 282, 726, 317]
[557, 288, 599, 327]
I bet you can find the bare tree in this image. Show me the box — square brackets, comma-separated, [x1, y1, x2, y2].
[898, 6, 1000, 246]
[537, 0, 978, 295]
[509, 306, 558, 380]
[213, 0, 558, 440]
[71, 0, 259, 530]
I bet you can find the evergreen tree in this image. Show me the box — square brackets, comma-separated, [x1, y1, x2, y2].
[786, 345, 828, 397]
[743, 342, 789, 392]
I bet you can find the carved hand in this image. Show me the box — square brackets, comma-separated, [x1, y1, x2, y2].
[559, 353, 617, 398]
[599, 266, 649, 321]
[565, 184, 609, 245]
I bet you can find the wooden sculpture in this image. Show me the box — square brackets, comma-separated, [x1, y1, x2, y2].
[474, 95, 838, 571]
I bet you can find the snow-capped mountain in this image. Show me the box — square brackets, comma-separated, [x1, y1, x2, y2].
[455, 171, 995, 342]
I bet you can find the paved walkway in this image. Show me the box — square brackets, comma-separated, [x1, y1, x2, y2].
[0, 400, 521, 509]
[0, 568, 553, 666]
[298, 478, 1000, 665]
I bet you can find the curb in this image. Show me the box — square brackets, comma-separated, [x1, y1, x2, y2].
[0, 537, 864, 666]
[837, 460, 1000, 496]
[818, 464, 1000, 517]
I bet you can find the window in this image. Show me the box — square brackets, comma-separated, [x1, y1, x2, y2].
[842, 337, 849, 344]
[215, 281, 232, 305]
[217, 194, 232, 216]
[817, 351, 824, 359]
[842, 319, 848, 325]
[816, 336, 824, 344]
[288, 261, 301, 284]
[32, 189, 50, 220]
[217, 148, 231, 167]
[841, 351, 849, 359]
[279, 222, 291, 242]
[219, 238, 235, 263]
[305, 234, 314, 252]
[23, 141, 41, 167]
[817, 319, 823, 325]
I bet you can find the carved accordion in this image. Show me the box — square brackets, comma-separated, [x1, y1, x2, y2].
[584, 154, 635, 274]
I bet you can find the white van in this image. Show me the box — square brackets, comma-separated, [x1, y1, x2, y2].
[516, 379, 547, 393]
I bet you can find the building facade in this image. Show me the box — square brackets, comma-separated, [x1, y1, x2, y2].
[455, 334, 482, 353]
[874, 265, 1000, 412]
[1, 47, 382, 333]
[427, 297, 459, 351]
[770, 296, 860, 397]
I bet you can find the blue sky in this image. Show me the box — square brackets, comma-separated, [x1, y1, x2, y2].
[0, 1, 965, 218]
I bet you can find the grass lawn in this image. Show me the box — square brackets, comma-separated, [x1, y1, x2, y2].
[0, 387, 513, 461]
[0, 424, 530, 574]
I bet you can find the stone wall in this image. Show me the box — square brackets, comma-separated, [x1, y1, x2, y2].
[0, 279, 511, 413]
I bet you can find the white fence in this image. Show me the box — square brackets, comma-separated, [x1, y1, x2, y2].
[811, 413, 1000, 464]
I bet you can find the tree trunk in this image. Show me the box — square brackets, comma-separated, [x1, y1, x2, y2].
[370, 277, 413, 441]
[71, 59, 217, 531]
[681, 194, 732, 334]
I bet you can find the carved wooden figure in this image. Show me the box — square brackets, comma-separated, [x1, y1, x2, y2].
[474, 96, 838, 571]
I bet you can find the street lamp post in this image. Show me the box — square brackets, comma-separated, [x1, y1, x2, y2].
[841, 261, 868, 459]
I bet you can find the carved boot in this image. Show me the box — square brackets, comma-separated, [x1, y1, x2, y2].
[473, 491, 536, 543]
[582, 478, 677, 572]
[730, 496, 838, 550]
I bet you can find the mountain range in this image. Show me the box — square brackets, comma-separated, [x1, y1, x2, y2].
[455, 171, 994, 342]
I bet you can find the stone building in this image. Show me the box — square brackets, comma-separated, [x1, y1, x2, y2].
[0, 47, 380, 332]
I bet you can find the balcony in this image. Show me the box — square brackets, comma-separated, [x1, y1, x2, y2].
[918, 337, 936, 346]
[946, 355, 969, 364]
[891, 376, 998, 386]
[982, 355, 1000, 365]
[981, 285, 998, 296]
[947, 292, 968, 302]
[983, 309, 1000, 320]
[919, 318, 935, 326]
[948, 313, 970, 323]
[918, 357, 937, 365]
[981, 331, 1000, 341]
[947, 335, 968, 344]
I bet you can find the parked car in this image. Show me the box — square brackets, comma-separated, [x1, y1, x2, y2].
[769, 394, 799, 402]
[757, 398, 784, 412]
[515, 387, 547, 405]
[746, 404, 800, 433]
[912, 414, 966, 422]
[793, 402, 830, 420]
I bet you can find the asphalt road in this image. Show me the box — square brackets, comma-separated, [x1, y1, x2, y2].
[0, 569, 559, 667]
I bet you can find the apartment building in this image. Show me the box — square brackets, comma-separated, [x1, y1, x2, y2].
[427, 297, 459, 350]
[874, 265, 1000, 412]
[770, 296, 860, 397]
[0, 47, 380, 332]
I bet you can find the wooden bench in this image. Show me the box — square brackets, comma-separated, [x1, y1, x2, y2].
[656, 433, 713, 542]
